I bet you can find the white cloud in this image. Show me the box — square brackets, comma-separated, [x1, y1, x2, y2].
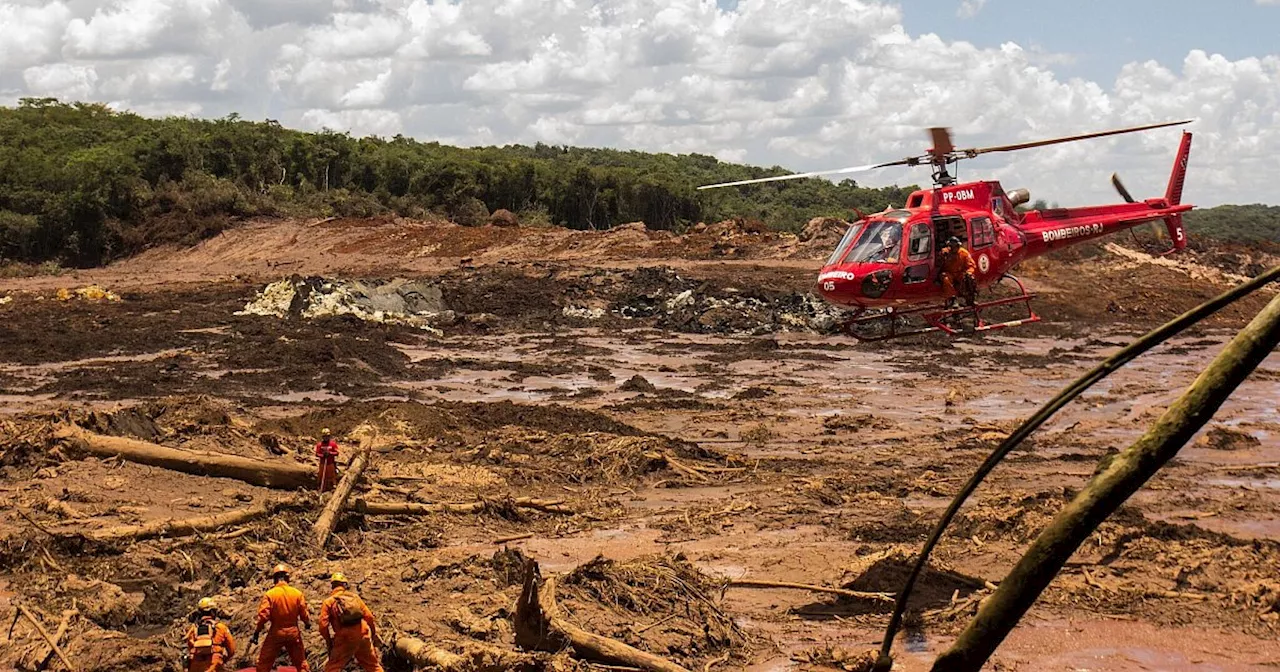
[957, 0, 988, 18]
[300, 108, 402, 137]
[23, 63, 98, 100]
[63, 0, 225, 58]
[0, 1, 72, 68]
[0, 0, 1275, 207]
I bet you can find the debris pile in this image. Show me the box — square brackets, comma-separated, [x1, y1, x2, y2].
[558, 554, 746, 663]
[238, 275, 456, 331]
[55, 285, 121, 302]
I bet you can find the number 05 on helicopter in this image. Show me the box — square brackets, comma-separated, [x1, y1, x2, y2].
[697, 121, 1194, 340]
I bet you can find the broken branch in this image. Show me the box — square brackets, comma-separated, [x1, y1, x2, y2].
[36, 607, 77, 672]
[17, 606, 76, 672]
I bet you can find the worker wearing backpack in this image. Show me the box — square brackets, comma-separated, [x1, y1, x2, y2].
[319, 572, 384, 672]
[184, 597, 236, 672]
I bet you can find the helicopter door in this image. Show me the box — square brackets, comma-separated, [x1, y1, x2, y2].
[902, 223, 933, 284]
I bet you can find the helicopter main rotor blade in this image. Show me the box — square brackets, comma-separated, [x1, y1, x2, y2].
[960, 119, 1193, 157]
[695, 159, 908, 190]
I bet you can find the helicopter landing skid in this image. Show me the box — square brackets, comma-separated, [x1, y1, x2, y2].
[842, 275, 1040, 341]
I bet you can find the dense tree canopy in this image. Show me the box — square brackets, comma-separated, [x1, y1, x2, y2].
[0, 99, 917, 266]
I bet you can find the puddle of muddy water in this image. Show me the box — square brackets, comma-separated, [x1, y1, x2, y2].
[269, 389, 349, 403]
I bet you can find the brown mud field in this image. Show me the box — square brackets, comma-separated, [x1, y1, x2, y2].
[2, 217, 1280, 672]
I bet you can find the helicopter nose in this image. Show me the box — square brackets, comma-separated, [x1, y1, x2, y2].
[816, 269, 859, 301]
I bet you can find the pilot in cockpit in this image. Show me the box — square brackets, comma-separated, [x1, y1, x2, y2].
[866, 222, 902, 263]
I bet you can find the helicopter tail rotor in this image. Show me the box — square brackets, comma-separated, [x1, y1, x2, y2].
[1112, 172, 1167, 242]
[1110, 173, 1136, 204]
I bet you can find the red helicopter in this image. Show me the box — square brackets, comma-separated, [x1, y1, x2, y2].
[698, 120, 1194, 340]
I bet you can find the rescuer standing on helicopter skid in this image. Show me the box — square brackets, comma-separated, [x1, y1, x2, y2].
[938, 236, 977, 307]
[251, 564, 312, 672]
[315, 428, 339, 493]
[184, 597, 236, 672]
[319, 572, 384, 672]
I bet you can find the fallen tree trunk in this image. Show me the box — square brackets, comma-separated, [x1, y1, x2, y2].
[515, 559, 692, 672]
[314, 441, 373, 548]
[75, 497, 305, 543]
[932, 290, 1280, 672]
[54, 426, 314, 490]
[394, 636, 534, 672]
[727, 579, 894, 604]
[355, 497, 571, 516]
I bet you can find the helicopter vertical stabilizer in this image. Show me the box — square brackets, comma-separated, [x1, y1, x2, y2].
[1162, 131, 1192, 251]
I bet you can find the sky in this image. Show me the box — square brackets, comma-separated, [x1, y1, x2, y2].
[1, 0, 1278, 207]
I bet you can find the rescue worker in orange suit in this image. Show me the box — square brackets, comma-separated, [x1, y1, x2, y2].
[184, 597, 236, 672]
[315, 428, 339, 493]
[319, 572, 384, 672]
[251, 564, 312, 672]
[938, 236, 978, 307]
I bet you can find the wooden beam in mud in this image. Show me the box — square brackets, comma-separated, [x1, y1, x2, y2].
[53, 425, 315, 490]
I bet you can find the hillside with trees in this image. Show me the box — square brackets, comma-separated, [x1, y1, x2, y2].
[0, 99, 915, 267]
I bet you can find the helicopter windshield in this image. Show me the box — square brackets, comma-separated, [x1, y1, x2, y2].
[844, 220, 903, 264]
[825, 221, 865, 265]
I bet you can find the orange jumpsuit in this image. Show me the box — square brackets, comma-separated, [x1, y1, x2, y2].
[185, 618, 236, 672]
[255, 581, 312, 672]
[940, 246, 977, 305]
[319, 588, 383, 672]
[315, 439, 339, 492]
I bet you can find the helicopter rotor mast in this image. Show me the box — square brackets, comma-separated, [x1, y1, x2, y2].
[696, 119, 1194, 191]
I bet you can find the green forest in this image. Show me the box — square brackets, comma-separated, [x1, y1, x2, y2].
[0, 99, 1276, 268]
[0, 99, 915, 267]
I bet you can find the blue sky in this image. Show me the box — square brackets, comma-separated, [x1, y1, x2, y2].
[900, 0, 1280, 83]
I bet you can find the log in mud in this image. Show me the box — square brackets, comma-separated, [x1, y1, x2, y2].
[54, 426, 315, 490]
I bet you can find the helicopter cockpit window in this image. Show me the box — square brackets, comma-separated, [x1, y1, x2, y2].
[825, 222, 865, 266]
[843, 220, 903, 264]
